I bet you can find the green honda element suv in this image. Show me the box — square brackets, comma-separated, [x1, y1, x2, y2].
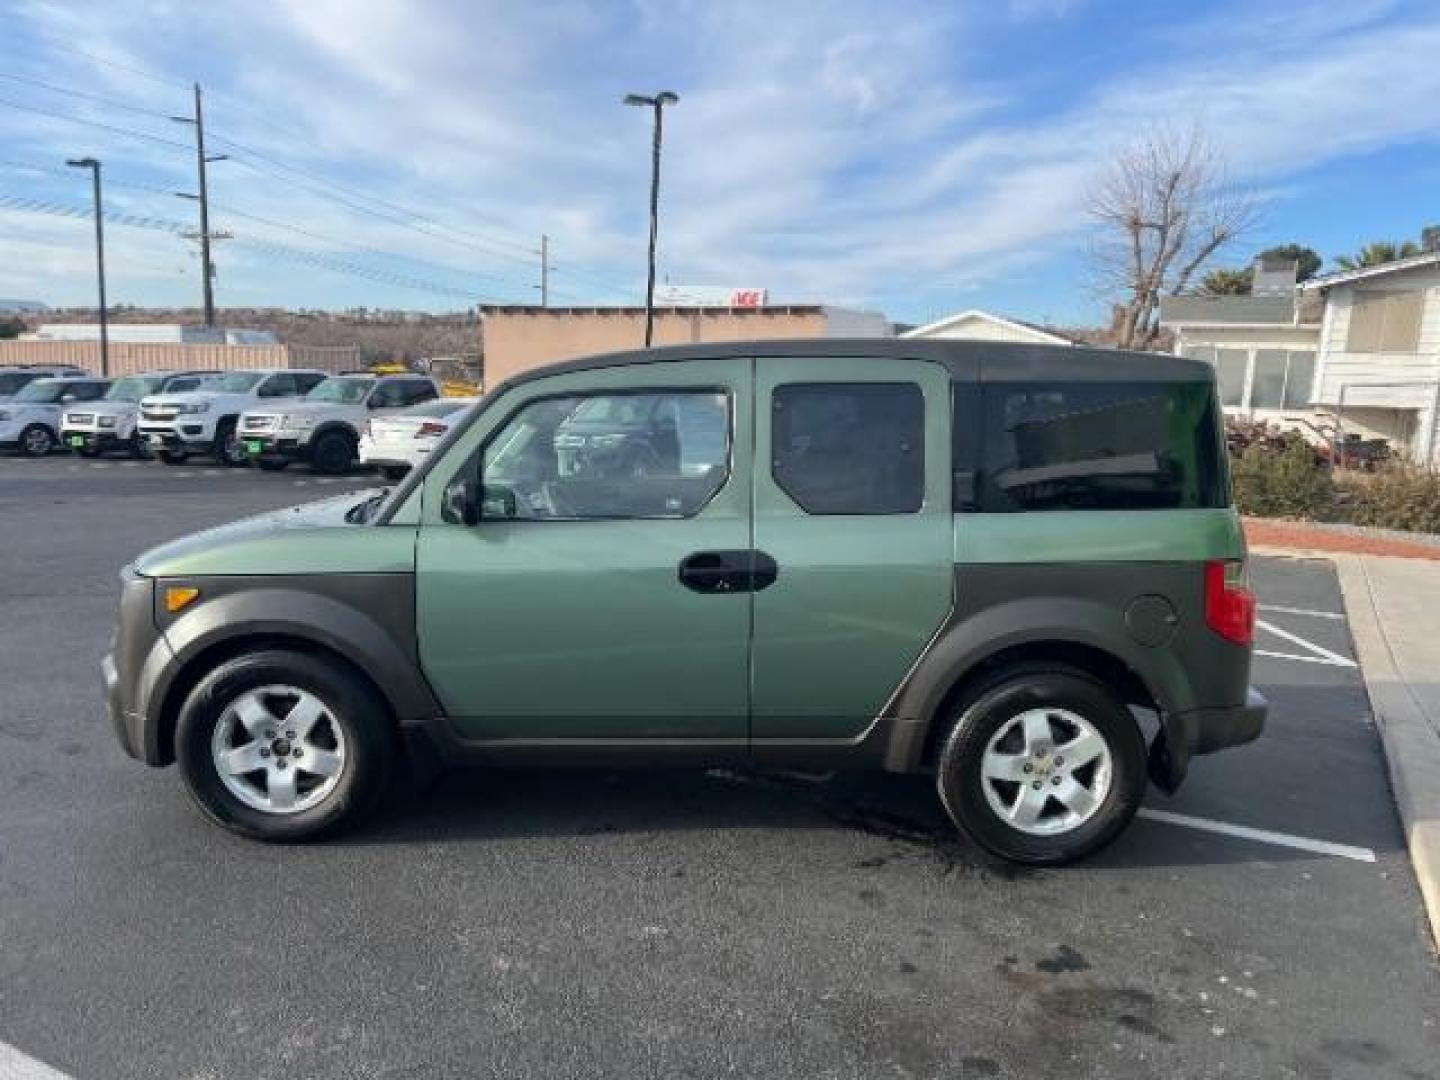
[103, 340, 1265, 864]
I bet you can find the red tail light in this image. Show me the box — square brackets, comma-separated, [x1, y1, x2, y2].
[416, 421, 446, 437]
[1205, 560, 1255, 645]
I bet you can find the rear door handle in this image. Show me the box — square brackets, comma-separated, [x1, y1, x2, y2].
[677, 550, 779, 594]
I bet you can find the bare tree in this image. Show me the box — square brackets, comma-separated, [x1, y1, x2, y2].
[1088, 126, 1258, 349]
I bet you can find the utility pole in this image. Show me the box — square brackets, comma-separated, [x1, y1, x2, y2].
[623, 91, 679, 347]
[537, 233, 549, 307]
[66, 157, 108, 377]
[172, 83, 227, 327]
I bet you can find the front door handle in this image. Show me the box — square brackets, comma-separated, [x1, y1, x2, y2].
[677, 550, 779, 594]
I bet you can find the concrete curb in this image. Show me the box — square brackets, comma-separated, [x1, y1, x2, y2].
[1333, 554, 1440, 954]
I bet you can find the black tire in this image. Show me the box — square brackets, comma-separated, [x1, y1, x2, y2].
[18, 424, 54, 457]
[381, 464, 409, 482]
[157, 448, 187, 465]
[77, 445, 101, 458]
[255, 459, 288, 472]
[174, 649, 393, 842]
[935, 664, 1146, 866]
[310, 429, 355, 475]
[214, 419, 247, 467]
[129, 433, 152, 460]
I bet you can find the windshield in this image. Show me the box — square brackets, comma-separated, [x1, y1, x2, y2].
[105, 376, 164, 402]
[15, 379, 74, 403]
[306, 377, 374, 403]
[0, 372, 36, 395]
[210, 372, 264, 393]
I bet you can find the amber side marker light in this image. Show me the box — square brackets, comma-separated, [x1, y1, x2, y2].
[165, 586, 201, 613]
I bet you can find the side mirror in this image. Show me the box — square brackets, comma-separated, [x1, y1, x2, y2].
[442, 475, 481, 526]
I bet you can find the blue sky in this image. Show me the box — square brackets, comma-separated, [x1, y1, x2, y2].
[1, 0, 1437, 326]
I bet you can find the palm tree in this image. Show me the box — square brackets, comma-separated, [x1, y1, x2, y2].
[1334, 240, 1422, 271]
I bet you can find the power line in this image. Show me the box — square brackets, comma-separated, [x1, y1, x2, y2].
[0, 71, 173, 121]
[0, 96, 192, 151]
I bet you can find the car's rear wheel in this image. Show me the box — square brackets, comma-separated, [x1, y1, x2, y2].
[936, 665, 1145, 865]
[157, 448, 187, 465]
[18, 424, 54, 457]
[175, 649, 392, 841]
[311, 430, 355, 475]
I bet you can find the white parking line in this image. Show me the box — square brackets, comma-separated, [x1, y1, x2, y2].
[0, 1040, 73, 1079]
[1255, 649, 1355, 666]
[1258, 604, 1344, 620]
[1137, 808, 1377, 863]
[1256, 619, 1357, 668]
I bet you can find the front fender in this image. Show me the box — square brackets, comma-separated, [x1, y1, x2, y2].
[140, 576, 439, 763]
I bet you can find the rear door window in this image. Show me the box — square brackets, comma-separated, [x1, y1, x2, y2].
[771, 383, 924, 514]
[978, 381, 1226, 511]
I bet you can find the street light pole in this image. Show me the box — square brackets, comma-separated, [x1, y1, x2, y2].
[623, 91, 679, 347]
[66, 157, 108, 377]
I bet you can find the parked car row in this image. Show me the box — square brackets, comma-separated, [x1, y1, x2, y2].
[0, 364, 478, 477]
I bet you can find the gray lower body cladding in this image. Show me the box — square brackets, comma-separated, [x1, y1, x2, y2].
[879, 561, 1265, 789]
[104, 568, 439, 767]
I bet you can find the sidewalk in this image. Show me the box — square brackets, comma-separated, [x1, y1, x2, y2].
[1333, 555, 1440, 952]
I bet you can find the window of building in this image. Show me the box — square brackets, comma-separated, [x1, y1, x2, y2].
[480, 390, 730, 520]
[978, 382, 1227, 512]
[771, 383, 924, 514]
[1282, 351, 1315, 408]
[1250, 350, 1288, 408]
[1346, 291, 1424, 353]
[1214, 349, 1248, 407]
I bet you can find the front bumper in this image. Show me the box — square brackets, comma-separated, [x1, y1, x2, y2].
[242, 433, 312, 463]
[139, 426, 214, 451]
[102, 569, 174, 766]
[63, 429, 129, 452]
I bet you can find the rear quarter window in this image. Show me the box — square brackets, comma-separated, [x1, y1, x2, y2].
[977, 381, 1227, 511]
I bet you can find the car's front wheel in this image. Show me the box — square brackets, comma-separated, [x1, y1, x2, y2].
[215, 420, 247, 467]
[936, 665, 1145, 865]
[174, 649, 393, 841]
[18, 424, 55, 457]
[310, 430, 355, 475]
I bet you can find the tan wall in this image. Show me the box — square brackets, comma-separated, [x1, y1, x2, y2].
[0, 340, 359, 375]
[482, 308, 830, 385]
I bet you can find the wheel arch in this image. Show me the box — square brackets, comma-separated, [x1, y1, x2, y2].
[146, 586, 440, 765]
[881, 597, 1184, 775]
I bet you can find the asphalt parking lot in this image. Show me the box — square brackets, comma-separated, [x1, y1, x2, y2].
[1, 455, 1437, 1080]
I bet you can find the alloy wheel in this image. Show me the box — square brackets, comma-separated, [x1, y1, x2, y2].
[210, 685, 348, 814]
[979, 708, 1113, 835]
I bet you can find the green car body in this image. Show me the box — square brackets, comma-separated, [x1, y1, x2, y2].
[104, 339, 1265, 861]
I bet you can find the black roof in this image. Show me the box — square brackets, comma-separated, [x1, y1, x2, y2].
[493, 338, 1211, 398]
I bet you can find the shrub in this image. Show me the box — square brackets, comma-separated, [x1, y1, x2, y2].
[1230, 436, 1335, 520]
[1336, 467, 1440, 534]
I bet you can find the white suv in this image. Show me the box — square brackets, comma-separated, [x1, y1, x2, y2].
[138, 368, 329, 466]
[0, 375, 111, 456]
[239, 372, 440, 474]
[62, 370, 218, 458]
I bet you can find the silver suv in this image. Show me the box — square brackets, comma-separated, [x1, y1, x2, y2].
[62, 370, 218, 458]
[240, 373, 440, 474]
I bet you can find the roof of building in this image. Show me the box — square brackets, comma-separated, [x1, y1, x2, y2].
[900, 309, 1077, 345]
[477, 304, 830, 316]
[1298, 249, 1440, 291]
[1158, 294, 1304, 327]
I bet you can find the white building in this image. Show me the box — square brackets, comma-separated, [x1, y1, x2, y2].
[29, 323, 278, 346]
[901, 309, 1075, 345]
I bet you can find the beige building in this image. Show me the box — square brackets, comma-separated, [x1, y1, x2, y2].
[0, 339, 358, 376]
[479, 305, 889, 385]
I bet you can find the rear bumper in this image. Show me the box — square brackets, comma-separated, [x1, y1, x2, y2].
[1189, 688, 1268, 755]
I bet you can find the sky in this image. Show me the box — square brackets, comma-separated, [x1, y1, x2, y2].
[0, 0, 1437, 326]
